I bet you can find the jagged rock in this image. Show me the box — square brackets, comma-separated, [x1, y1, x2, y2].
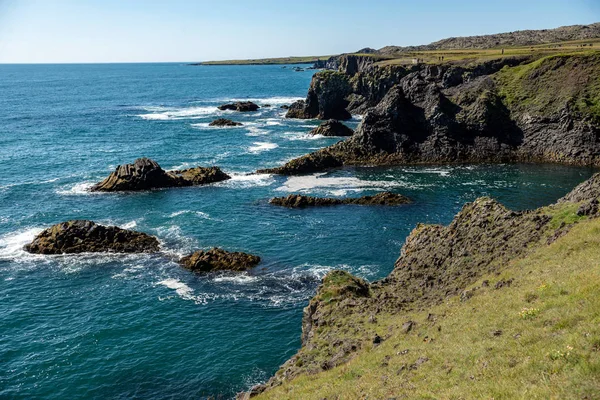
[217, 101, 259, 112]
[280, 104, 290, 110]
[559, 173, 600, 203]
[90, 158, 230, 192]
[179, 247, 261, 272]
[257, 151, 343, 175]
[309, 120, 354, 137]
[269, 192, 410, 208]
[23, 220, 160, 254]
[208, 118, 242, 127]
[577, 198, 599, 216]
[285, 71, 352, 120]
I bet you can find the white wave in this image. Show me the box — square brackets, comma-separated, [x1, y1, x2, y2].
[120, 221, 137, 229]
[137, 106, 217, 121]
[221, 173, 275, 189]
[168, 210, 214, 220]
[276, 173, 410, 195]
[248, 142, 278, 153]
[56, 181, 95, 195]
[0, 227, 44, 261]
[402, 167, 452, 177]
[246, 126, 270, 136]
[157, 278, 196, 301]
[212, 274, 259, 284]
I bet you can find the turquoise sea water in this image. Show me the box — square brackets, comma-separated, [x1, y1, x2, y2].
[0, 63, 596, 399]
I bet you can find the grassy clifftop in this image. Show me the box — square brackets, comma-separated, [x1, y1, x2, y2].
[252, 178, 600, 399]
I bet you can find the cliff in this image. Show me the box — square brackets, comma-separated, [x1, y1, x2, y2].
[245, 172, 600, 399]
[262, 52, 600, 175]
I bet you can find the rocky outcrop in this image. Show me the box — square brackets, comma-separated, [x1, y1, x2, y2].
[257, 151, 343, 175]
[269, 192, 410, 208]
[209, 118, 243, 127]
[24, 220, 160, 254]
[251, 172, 600, 396]
[90, 158, 230, 192]
[217, 102, 259, 112]
[179, 248, 261, 272]
[285, 71, 353, 120]
[309, 120, 354, 137]
[267, 53, 600, 175]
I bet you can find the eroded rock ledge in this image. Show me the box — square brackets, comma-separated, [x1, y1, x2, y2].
[308, 120, 354, 137]
[90, 158, 230, 192]
[180, 247, 261, 272]
[24, 220, 160, 254]
[245, 172, 600, 397]
[269, 53, 600, 175]
[218, 101, 260, 112]
[269, 192, 410, 208]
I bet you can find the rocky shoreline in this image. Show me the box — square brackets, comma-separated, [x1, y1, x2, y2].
[242, 171, 600, 398]
[260, 52, 600, 175]
[269, 192, 410, 208]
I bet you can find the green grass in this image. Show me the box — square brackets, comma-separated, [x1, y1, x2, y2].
[258, 215, 600, 399]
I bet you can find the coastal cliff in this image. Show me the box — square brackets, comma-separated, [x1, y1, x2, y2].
[262, 52, 600, 175]
[246, 172, 600, 399]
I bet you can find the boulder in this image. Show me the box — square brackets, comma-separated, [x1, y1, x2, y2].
[269, 192, 411, 208]
[257, 151, 343, 175]
[309, 120, 354, 137]
[179, 247, 261, 272]
[90, 158, 230, 192]
[217, 101, 259, 112]
[209, 118, 243, 127]
[24, 220, 160, 254]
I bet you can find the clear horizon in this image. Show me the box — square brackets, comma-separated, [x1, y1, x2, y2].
[0, 0, 599, 64]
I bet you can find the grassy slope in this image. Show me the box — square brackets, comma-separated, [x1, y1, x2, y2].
[258, 206, 600, 399]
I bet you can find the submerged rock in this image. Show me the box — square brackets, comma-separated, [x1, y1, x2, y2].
[24, 220, 160, 254]
[209, 118, 243, 127]
[179, 247, 261, 272]
[309, 120, 354, 137]
[270, 192, 411, 208]
[217, 101, 259, 112]
[90, 158, 230, 192]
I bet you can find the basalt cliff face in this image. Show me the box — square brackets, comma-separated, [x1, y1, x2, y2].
[266, 53, 600, 175]
[245, 172, 600, 399]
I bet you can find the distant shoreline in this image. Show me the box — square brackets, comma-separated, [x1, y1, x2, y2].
[193, 55, 334, 66]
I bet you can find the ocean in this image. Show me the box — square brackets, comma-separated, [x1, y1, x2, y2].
[0, 62, 595, 399]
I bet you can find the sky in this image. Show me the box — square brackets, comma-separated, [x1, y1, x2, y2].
[0, 0, 599, 63]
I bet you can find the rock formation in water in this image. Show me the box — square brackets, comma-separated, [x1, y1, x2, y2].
[267, 53, 600, 175]
[269, 192, 410, 208]
[308, 120, 354, 137]
[209, 118, 243, 127]
[90, 158, 230, 192]
[24, 220, 160, 254]
[179, 247, 261, 272]
[217, 101, 260, 112]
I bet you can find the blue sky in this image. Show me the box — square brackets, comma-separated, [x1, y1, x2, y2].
[0, 0, 598, 63]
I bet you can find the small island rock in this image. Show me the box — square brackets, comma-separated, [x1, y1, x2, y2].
[209, 118, 243, 127]
[217, 101, 259, 112]
[90, 158, 230, 192]
[270, 192, 411, 208]
[24, 220, 160, 254]
[180, 247, 261, 272]
[309, 120, 354, 137]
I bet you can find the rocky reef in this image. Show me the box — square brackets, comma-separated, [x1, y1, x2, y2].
[90, 158, 230, 192]
[245, 172, 600, 398]
[269, 53, 600, 174]
[24, 220, 160, 254]
[179, 248, 261, 272]
[269, 192, 410, 208]
[218, 101, 260, 112]
[308, 120, 354, 137]
[209, 118, 243, 127]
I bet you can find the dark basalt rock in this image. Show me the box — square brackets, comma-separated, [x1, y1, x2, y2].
[208, 118, 243, 127]
[217, 101, 259, 112]
[257, 151, 343, 175]
[309, 120, 354, 137]
[179, 247, 261, 272]
[270, 192, 411, 208]
[90, 158, 230, 192]
[24, 220, 160, 254]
